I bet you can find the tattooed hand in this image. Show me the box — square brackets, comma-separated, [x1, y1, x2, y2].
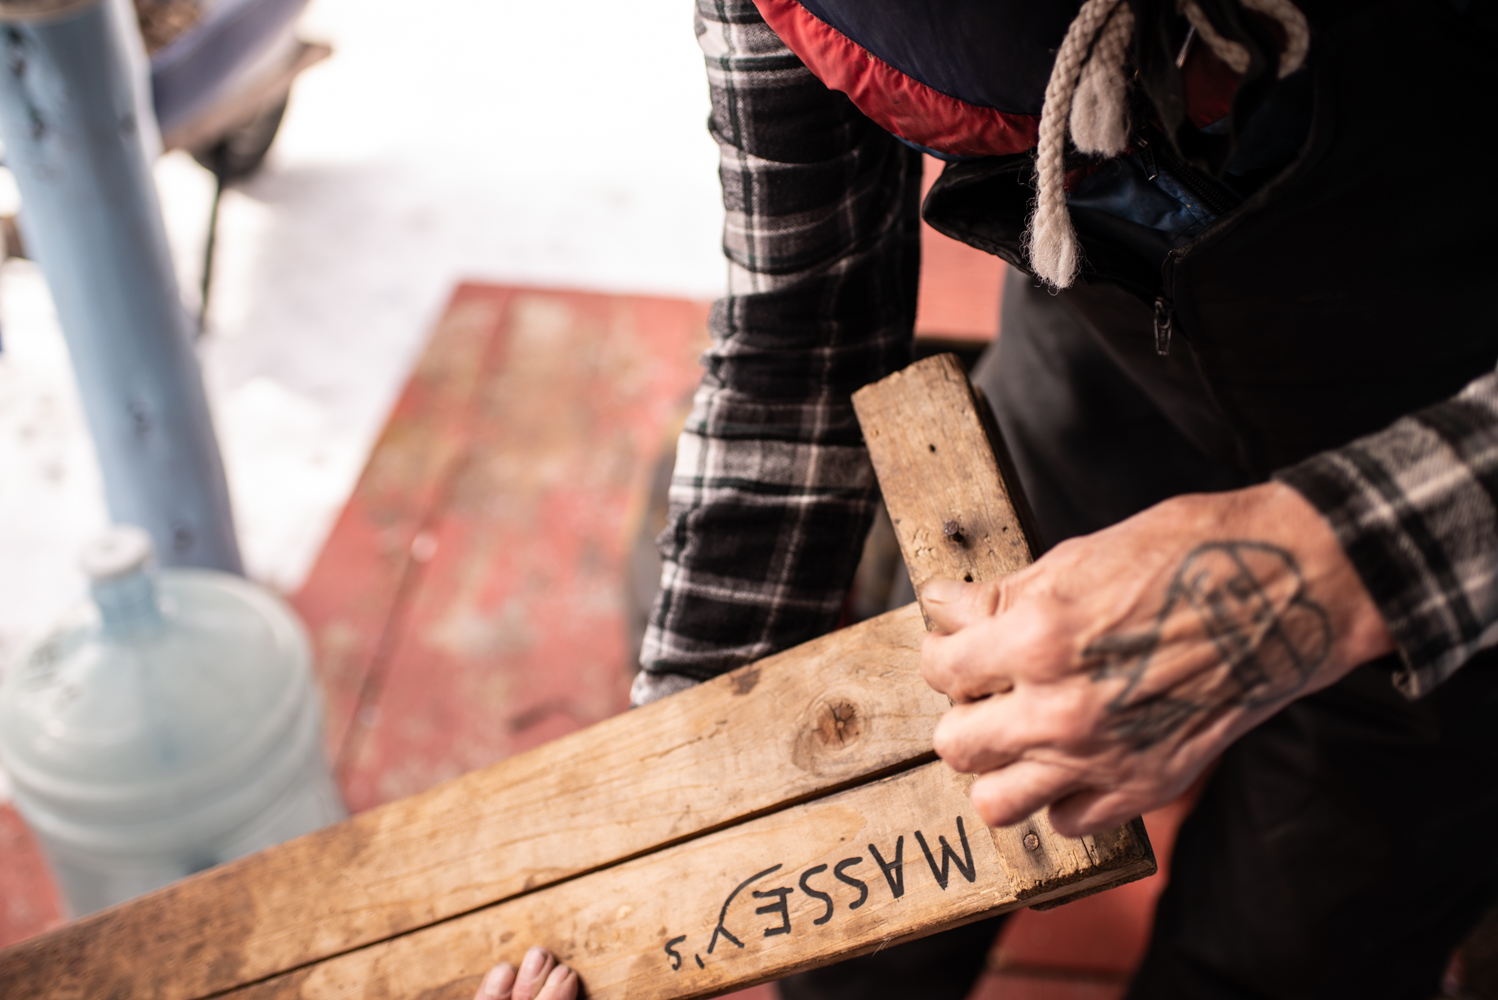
[920, 482, 1395, 838]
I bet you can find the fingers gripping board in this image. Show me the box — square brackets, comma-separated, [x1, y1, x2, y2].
[853, 353, 1154, 907]
[0, 354, 1152, 1000]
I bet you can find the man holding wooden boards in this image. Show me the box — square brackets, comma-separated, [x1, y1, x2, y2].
[482, 2, 1498, 998]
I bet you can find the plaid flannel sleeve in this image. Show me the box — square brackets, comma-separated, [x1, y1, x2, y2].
[1276, 366, 1498, 699]
[631, 0, 923, 705]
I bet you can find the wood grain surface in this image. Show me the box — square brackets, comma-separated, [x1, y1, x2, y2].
[0, 352, 1155, 1000]
[222, 762, 1149, 1000]
[853, 352, 1036, 610]
[854, 353, 1154, 907]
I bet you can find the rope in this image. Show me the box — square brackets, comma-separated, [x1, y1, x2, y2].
[1071, 1, 1137, 156]
[1026, 0, 1310, 289]
[1244, 0, 1309, 75]
[1029, 0, 1128, 289]
[1180, 0, 1309, 77]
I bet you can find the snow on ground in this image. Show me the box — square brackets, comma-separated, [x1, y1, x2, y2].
[0, 0, 724, 784]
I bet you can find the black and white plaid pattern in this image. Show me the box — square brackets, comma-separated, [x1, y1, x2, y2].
[1278, 367, 1498, 698]
[632, 0, 922, 704]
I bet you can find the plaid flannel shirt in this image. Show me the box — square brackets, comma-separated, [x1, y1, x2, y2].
[633, 0, 1498, 705]
[1277, 377, 1498, 698]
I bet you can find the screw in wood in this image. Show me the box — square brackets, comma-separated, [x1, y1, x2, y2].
[1023, 832, 1040, 851]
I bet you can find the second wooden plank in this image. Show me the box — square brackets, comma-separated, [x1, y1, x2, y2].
[225, 760, 1153, 1000]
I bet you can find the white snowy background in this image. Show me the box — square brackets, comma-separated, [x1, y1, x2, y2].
[0, 0, 724, 800]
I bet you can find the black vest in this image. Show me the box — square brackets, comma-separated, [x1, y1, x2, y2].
[924, 0, 1498, 476]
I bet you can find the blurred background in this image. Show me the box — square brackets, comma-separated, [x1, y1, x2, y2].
[0, 0, 734, 951]
[0, 0, 724, 671]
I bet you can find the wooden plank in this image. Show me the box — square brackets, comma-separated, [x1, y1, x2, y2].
[222, 761, 1150, 1000]
[853, 352, 1037, 607]
[854, 353, 1152, 907]
[0, 352, 1154, 1000]
[295, 287, 712, 801]
[0, 607, 941, 1000]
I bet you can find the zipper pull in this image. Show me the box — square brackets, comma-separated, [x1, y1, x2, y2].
[1153, 297, 1173, 355]
[1175, 24, 1198, 69]
[1137, 137, 1158, 181]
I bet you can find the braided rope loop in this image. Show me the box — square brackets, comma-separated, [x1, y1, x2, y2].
[1181, 0, 1309, 77]
[1029, 0, 1125, 288]
[1242, 0, 1309, 76]
[1071, 1, 1136, 155]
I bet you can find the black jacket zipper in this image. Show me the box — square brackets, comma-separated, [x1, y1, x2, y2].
[1140, 129, 1244, 355]
[1153, 294, 1174, 355]
[1136, 125, 1243, 218]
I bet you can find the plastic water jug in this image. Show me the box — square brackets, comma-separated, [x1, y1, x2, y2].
[0, 526, 346, 915]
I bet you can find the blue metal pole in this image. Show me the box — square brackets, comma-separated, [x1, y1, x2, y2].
[0, 0, 241, 572]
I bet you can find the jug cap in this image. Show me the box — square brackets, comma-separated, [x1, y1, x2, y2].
[80, 526, 154, 582]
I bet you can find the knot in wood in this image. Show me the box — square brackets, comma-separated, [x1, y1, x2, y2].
[815, 700, 862, 748]
[790, 697, 866, 773]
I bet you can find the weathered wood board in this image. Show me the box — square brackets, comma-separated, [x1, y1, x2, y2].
[854, 354, 1151, 908]
[223, 763, 1148, 1000]
[0, 354, 1154, 1000]
[853, 352, 1038, 604]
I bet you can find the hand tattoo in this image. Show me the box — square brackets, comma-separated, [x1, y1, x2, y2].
[1083, 541, 1331, 749]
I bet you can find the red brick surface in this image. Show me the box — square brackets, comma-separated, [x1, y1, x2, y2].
[0, 803, 65, 947]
